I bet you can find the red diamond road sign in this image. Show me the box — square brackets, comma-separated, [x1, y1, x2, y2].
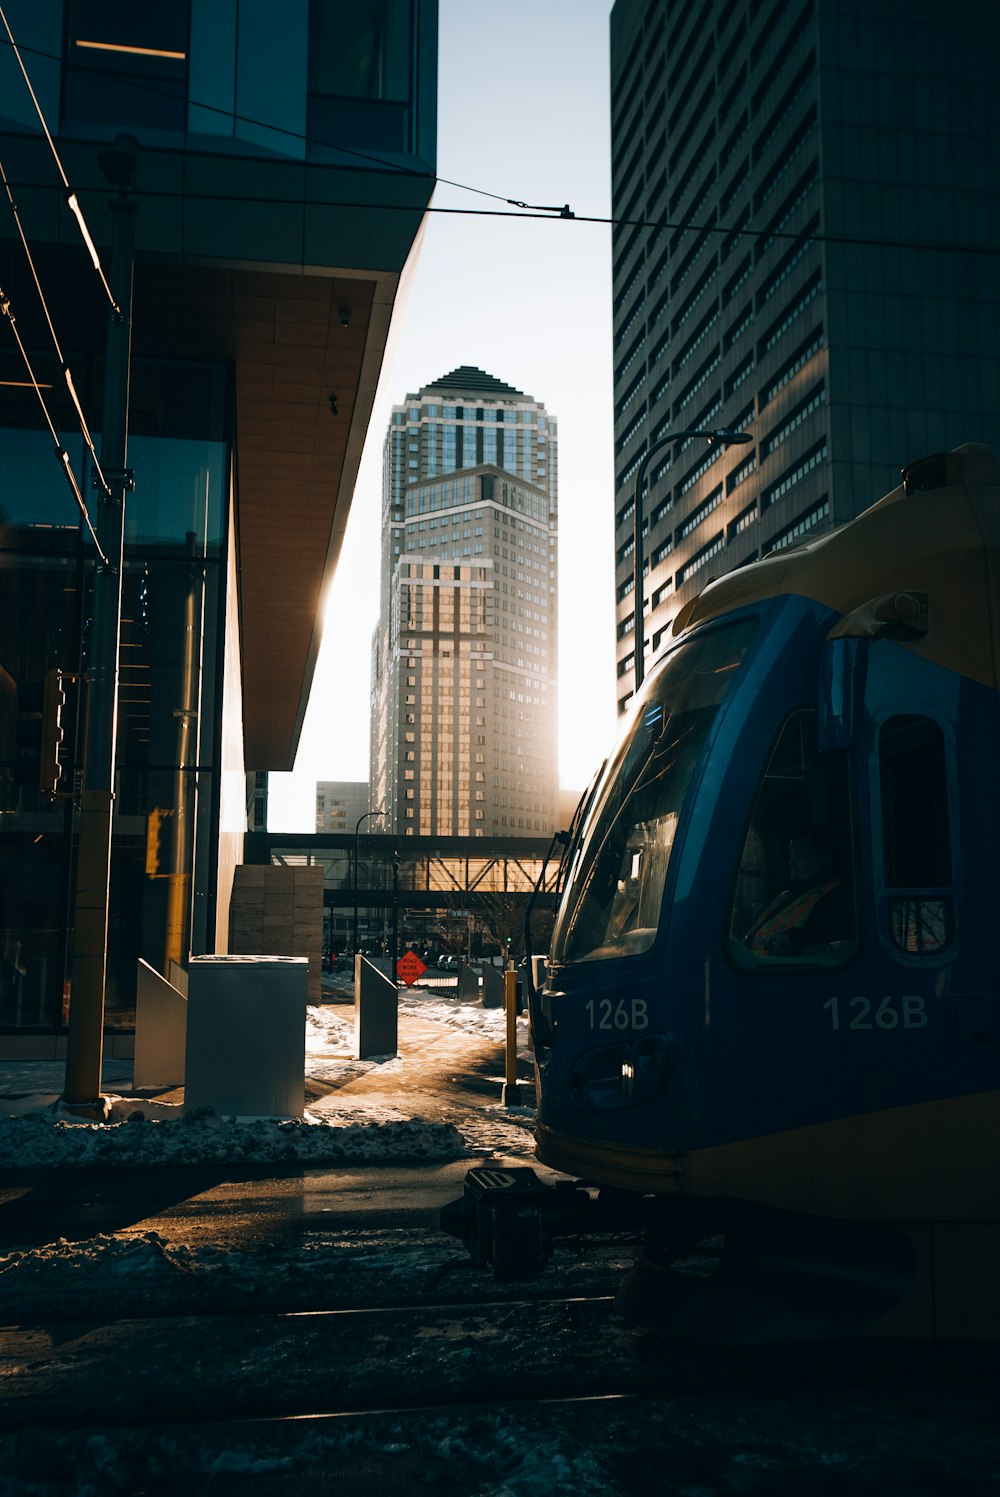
[396, 950, 427, 987]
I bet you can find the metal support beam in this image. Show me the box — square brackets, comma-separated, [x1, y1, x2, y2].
[63, 137, 137, 1115]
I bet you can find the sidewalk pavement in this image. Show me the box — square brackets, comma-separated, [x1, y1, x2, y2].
[0, 992, 535, 1129]
[307, 1006, 536, 1126]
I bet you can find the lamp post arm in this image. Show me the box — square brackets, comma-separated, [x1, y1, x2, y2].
[353, 808, 385, 953]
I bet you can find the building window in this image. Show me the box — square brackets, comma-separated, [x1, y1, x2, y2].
[63, 0, 191, 130]
[730, 710, 857, 968]
[766, 497, 829, 551]
[761, 441, 828, 512]
[309, 0, 412, 153]
[878, 715, 955, 957]
[762, 382, 826, 458]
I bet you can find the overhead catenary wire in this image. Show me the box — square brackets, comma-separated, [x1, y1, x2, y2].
[0, 283, 107, 561]
[6, 173, 988, 264]
[0, 154, 111, 498]
[1, 165, 991, 267]
[0, 7, 118, 311]
[0, 33, 994, 261]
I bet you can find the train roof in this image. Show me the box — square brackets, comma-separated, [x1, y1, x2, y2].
[670, 443, 1000, 689]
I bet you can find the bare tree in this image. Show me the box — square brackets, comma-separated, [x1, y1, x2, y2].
[474, 873, 529, 966]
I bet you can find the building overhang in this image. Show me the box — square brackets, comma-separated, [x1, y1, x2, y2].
[133, 243, 426, 770]
[0, 131, 434, 770]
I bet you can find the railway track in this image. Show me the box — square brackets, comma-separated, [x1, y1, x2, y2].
[2, 1291, 658, 1431]
[4, 1216, 999, 1495]
[6, 1306, 999, 1497]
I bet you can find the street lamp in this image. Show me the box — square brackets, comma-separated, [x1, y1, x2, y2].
[390, 853, 400, 989]
[353, 808, 386, 953]
[632, 427, 752, 693]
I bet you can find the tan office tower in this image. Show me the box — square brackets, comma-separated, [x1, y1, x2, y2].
[371, 367, 558, 837]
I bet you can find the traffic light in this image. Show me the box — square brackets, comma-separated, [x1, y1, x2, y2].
[145, 807, 174, 877]
[39, 668, 66, 796]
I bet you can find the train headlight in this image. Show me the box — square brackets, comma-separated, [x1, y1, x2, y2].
[567, 1033, 676, 1110]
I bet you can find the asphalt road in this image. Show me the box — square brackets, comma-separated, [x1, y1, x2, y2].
[0, 1156, 549, 1254]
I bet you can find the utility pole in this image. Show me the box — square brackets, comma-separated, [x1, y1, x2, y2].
[63, 137, 137, 1115]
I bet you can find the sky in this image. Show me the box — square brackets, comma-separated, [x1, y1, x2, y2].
[267, 0, 618, 832]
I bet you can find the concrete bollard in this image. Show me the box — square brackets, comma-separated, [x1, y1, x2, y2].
[355, 954, 398, 1058]
[184, 955, 307, 1118]
[480, 963, 505, 1009]
[133, 958, 187, 1089]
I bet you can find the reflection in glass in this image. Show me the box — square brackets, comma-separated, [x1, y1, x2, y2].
[731, 711, 857, 966]
[879, 715, 955, 956]
[0, 414, 226, 1025]
[553, 618, 756, 964]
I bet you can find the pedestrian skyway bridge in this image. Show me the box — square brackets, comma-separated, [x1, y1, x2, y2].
[244, 831, 563, 919]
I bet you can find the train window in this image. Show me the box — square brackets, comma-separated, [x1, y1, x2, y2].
[878, 715, 954, 956]
[552, 617, 757, 964]
[731, 710, 857, 967]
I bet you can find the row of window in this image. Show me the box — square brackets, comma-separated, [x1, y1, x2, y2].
[615, 486, 830, 639]
[62, 1, 420, 153]
[395, 404, 547, 426]
[612, 2, 816, 285]
[613, 260, 823, 494]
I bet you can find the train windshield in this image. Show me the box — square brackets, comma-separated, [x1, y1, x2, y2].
[552, 618, 757, 963]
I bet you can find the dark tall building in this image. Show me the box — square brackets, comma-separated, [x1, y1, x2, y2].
[610, 0, 1000, 710]
[0, 2, 437, 1031]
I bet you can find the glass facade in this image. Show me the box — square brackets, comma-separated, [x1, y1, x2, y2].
[62, 1, 191, 131]
[0, 360, 230, 1029]
[609, 0, 1000, 714]
[0, 0, 438, 1040]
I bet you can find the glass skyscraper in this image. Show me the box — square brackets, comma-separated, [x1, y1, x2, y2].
[610, 0, 1000, 711]
[371, 367, 559, 837]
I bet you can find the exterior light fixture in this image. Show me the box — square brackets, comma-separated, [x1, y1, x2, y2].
[632, 427, 752, 693]
[65, 192, 101, 271]
[338, 307, 351, 328]
[75, 40, 187, 60]
[329, 394, 338, 416]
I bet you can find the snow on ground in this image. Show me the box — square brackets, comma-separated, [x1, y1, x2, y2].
[0, 982, 536, 1171]
[0, 981, 542, 1324]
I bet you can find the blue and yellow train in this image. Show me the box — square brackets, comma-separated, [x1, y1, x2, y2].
[525, 442, 1000, 1340]
[447, 443, 1000, 1340]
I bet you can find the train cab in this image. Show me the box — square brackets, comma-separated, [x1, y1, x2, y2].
[529, 443, 1000, 1341]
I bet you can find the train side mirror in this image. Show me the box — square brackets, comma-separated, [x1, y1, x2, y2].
[818, 636, 868, 751]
